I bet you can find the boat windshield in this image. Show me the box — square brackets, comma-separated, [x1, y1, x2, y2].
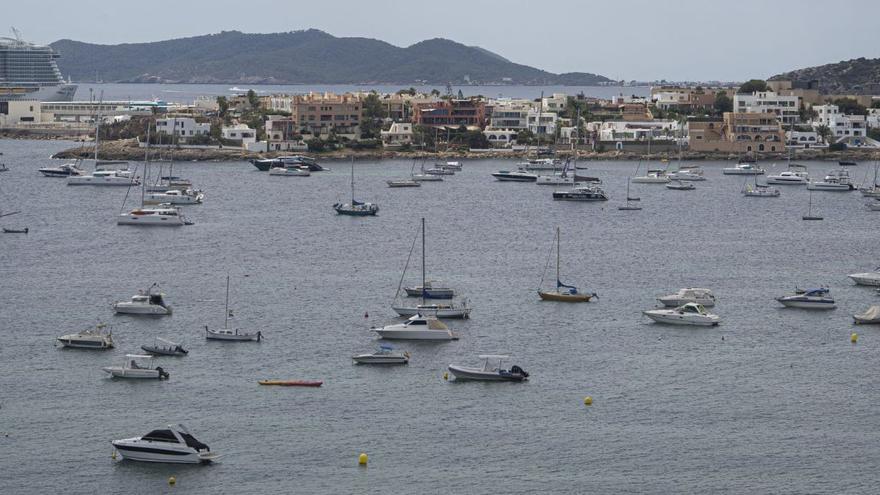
[143, 429, 179, 443]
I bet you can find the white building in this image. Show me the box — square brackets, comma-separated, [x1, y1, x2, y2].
[0, 100, 41, 125]
[156, 117, 211, 141]
[221, 124, 257, 146]
[487, 100, 531, 130]
[482, 129, 519, 147]
[527, 109, 558, 136]
[785, 130, 826, 149]
[380, 122, 414, 148]
[734, 91, 800, 124]
[588, 120, 679, 142]
[865, 108, 880, 129]
[540, 93, 567, 113]
[812, 104, 867, 140]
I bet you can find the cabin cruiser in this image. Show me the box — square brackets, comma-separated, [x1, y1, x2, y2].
[742, 184, 780, 197]
[491, 169, 537, 182]
[722, 162, 765, 175]
[67, 169, 139, 186]
[56, 323, 113, 349]
[404, 280, 454, 299]
[776, 288, 836, 309]
[111, 424, 217, 464]
[372, 314, 457, 340]
[807, 169, 855, 191]
[643, 303, 721, 326]
[853, 305, 880, 325]
[666, 180, 695, 190]
[269, 166, 310, 176]
[39, 161, 84, 177]
[205, 325, 262, 342]
[657, 288, 716, 307]
[144, 189, 204, 205]
[387, 179, 421, 187]
[552, 185, 609, 201]
[141, 337, 188, 356]
[113, 286, 172, 315]
[848, 268, 880, 286]
[766, 170, 809, 185]
[118, 205, 187, 226]
[631, 171, 670, 183]
[392, 299, 471, 319]
[352, 345, 410, 364]
[448, 355, 529, 382]
[102, 354, 169, 379]
[668, 169, 705, 181]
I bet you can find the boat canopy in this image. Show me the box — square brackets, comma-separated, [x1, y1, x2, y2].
[803, 288, 830, 296]
[478, 354, 510, 360]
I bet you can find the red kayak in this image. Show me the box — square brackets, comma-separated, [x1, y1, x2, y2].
[258, 379, 323, 387]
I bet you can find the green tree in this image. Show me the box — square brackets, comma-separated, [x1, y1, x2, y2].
[737, 79, 768, 94]
[430, 89, 441, 97]
[247, 89, 260, 109]
[816, 124, 833, 144]
[360, 93, 387, 139]
[868, 127, 880, 141]
[397, 87, 416, 96]
[217, 96, 229, 118]
[713, 91, 733, 113]
[832, 97, 867, 116]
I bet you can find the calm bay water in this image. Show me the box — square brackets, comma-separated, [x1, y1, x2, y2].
[73, 83, 650, 103]
[1, 140, 879, 494]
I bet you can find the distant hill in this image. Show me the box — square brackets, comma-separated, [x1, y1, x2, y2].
[50, 30, 611, 86]
[770, 57, 880, 94]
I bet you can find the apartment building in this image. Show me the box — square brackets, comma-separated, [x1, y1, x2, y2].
[290, 92, 362, 140]
[813, 104, 866, 139]
[734, 91, 800, 124]
[155, 117, 211, 142]
[413, 99, 486, 129]
[688, 112, 784, 152]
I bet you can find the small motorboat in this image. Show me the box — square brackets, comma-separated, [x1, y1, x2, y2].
[536, 174, 576, 186]
[404, 280, 455, 299]
[491, 170, 537, 182]
[205, 325, 262, 342]
[552, 185, 609, 201]
[776, 288, 836, 309]
[853, 305, 880, 324]
[447, 355, 529, 382]
[112, 424, 217, 464]
[352, 345, 410, 364]
[643, 303, 720, 326]
[102, 354, 170, 379]
[387, 179, 421, 188]
[742, 184, 780, 197]
[722, 163, 765, 175]
[657, 288, 716, 308]
[258, 379, 323, 387]
[2, 227, 28, 234]
[333, 201, 379, 216]
[57, 323, 114, 349]
[849, 268, 880, 286]
[807, 169, 855, 191]
[666, 180, 695, 190]
[391, 300, 471, 319]
[113, 285, 172, 315]
[269, 166, 311, 176]
[39, 162, 85, 177]
[373, 314, 458, 340]
[141, 337, 188, 356]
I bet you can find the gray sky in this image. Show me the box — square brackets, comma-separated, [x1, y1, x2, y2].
[8, 0, 878, 81]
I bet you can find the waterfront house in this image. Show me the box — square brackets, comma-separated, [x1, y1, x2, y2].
[221, 124, 256, 147]
[380, 122, 413, 148]
[687, 112, 785, 153]
[155, 117, 211, 142]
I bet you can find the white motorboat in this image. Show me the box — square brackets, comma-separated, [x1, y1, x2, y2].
[492, 170, 537, 182]
[552, 184, 609, 201]
[536, 174, 576, 186]
[144, 189, 204, 205]
[68, 169, 139, 186]
[657, 288, 716, 308]
[112, 424, 217, 464]
[102, 354, 170, 379]
[766, 170, 809, 185]
[269, 166, 310, 176]
[666, 180, 695, 190]
[742, 184, 780, 197]
[352, 345, 410, 364]
[39, 161, 84, 177]
[439, 161, 462, 170]
[807, 169, 855, 191]
[447, 355, 529, 382]
[118, 205, 186, 226]
[425, 167, 454, 175]
[668, 169, 705, 181]
[853, 305, 880, 325]
[205, 275, 262, 342]
[631, 171, 670, 183]
[849, 268, 880, 286]
[521, 158, 563, 171]
[387, 179, 420, 187]
[56, 323, 113, 349]
[392, 301, 471, 319]
[722, 163, 765, 175]
[404, 280, 454, 299]
[373, 314, 457, 340]
[113, 285, 172, 315]
[412, 173, 443, 182]
[643, 303, 721, 326]
[776, 288, 836, 309]
[141, 337, 188, 356]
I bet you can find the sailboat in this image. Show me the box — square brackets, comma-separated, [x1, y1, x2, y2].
[537, 227, 596, 302]
[392, 218, 471, 318]
[68, 93, 137, 186]
[205, 275, 262, 341]
[860, 162, 880, 197]
[618, 177, 642, 210]
[803, 189, 823, 221]
[388, 160, 421, 187]
[334, 159, 379, 216]
[117, 124, 187, 226]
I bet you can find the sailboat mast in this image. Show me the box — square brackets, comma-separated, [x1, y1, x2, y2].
[351, 158, 355, 203]
[421, 217, 426, 305]
[224, 275, 230, 330]
[556, 226, 561, 284]
[94, 90, 103, 164]
[142, 123, 150, 207]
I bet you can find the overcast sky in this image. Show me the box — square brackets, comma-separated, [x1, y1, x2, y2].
[8, 0, 878, 81]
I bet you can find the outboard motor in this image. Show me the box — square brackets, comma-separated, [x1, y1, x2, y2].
[510, 365, 529, 378]
[156, 367, 170, 380]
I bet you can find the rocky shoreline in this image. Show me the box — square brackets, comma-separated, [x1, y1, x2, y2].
[49, 138, 880, 163]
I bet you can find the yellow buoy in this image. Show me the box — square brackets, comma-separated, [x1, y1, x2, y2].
[168, 476, 176, 486]
[443, 372, 449, 381]
[851, 333, 858, 343]
[583, 396, 593, 406]
[111, 450, 117, 460]
[358, 453, 368, 466]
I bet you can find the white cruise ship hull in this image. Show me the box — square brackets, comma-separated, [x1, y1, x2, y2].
[0, 83, 77, 102]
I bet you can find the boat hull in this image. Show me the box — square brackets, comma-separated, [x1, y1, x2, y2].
[258, 380, 323, 387]
[68, 177, 139, 186]
[374, 328, 456, 340]
[113, 303, 171, 315]
[492, 173, 537, 182]
[352, 355, 409, 364]
[643, 311, 720, 326]
[538, 290, 591, 302]
[102, 367, 167, 379]
[140, 346, 187, 356]
[205, 330, 261, 341]
[807, 183, 854, 191]
[112, 440, 207, 464]
[447, 365, 527, 381]
[117, 215, 185, 226]
[849, 274, 880, 286]
[391, 306, 470, 318]
[57, 338, 112, 349]
[775, 298, 836, 309]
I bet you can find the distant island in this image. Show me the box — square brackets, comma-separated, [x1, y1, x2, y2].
[50, 29, 612, 86]
[771, 57, 880, 94]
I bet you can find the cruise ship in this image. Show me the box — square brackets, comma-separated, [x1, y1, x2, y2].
[0, 34, 77, 101]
